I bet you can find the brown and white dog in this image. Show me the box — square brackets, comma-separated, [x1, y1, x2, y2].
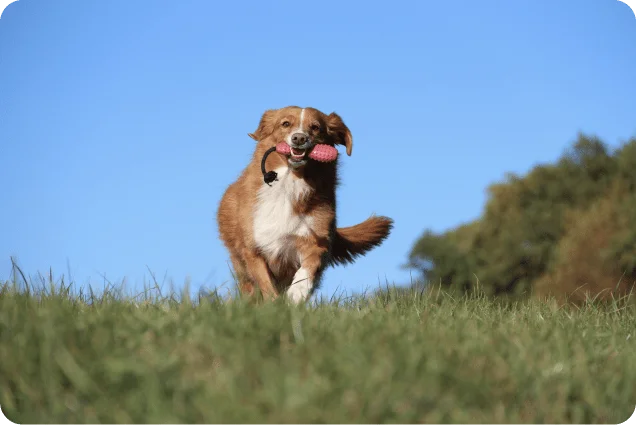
[217, 106, 393, 303]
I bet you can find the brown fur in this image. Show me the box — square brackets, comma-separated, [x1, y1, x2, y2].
[217, 106, 393, 300]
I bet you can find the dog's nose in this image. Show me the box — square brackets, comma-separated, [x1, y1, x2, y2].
[291, 133, 308, 146]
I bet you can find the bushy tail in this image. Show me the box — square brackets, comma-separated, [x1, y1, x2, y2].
[329, 215, 393, 266]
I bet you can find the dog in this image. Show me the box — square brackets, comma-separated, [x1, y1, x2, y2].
[217, 106, 393, 303]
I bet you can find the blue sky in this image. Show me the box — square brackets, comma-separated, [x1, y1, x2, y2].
[1, 0, 635, 299]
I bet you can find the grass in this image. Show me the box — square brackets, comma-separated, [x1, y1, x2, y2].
[1, 273, 635, 424]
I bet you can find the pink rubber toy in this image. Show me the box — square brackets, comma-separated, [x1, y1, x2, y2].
[276, 143, 291, 155]
[276, 142, 338, 162]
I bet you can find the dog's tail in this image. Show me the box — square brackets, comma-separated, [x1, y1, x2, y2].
[329, 215, 393, 266]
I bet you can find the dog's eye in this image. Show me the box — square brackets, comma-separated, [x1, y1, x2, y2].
[282, 121, 291, 128]
[310, 124, 320, 131]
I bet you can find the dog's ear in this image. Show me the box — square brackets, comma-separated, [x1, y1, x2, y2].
[327, 112, 353, 156]
[248, 109, 276, 141]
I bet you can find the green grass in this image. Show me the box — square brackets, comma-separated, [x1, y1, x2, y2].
[1, 277, 635, 424]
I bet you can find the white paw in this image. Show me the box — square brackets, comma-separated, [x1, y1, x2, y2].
[286, 268, 312, 304]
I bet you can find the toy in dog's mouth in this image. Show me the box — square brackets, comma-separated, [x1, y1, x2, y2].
[261, 142, 338, 185]
[275, 142, 337, 163]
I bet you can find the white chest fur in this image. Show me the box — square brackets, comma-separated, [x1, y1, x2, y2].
[253, 167, 314, 262]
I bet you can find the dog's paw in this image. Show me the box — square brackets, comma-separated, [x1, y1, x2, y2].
[286, 267, 314, 304]
[286, 270, 312, 304]
[286, 284, 310, 304]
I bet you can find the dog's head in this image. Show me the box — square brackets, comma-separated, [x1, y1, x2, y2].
[248, 106, 353, 169]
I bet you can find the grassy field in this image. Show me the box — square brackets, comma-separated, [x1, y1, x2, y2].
[1, 278, 635, 424]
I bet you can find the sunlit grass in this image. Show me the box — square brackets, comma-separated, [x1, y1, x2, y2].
[1, 268, 635, 423]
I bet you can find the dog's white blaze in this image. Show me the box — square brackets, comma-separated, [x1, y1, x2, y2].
[253, 166, 313, 262]
[286, 108, 307, 146]
[299, 108, 305, 130]
[286, 267, 313, 304]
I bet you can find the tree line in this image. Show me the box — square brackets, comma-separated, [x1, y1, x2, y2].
[406, 134, 636, 303]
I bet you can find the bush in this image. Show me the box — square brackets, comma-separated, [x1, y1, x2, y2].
[408, 134, 636, 302]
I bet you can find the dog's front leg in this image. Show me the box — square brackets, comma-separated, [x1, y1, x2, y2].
[287, 267, 315, 304]
[286, 242, 327, 304]
[241, 248, 279, 300]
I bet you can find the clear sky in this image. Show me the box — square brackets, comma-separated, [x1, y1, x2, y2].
[1, 0, 635, 299]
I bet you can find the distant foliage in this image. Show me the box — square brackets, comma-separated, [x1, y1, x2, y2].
[407, 134, 636, 302]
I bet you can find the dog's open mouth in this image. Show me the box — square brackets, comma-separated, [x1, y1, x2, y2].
[290, 147, 307, 162]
